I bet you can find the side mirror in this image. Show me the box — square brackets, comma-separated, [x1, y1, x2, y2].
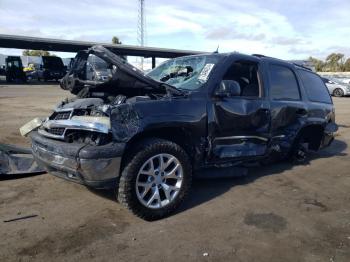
[215, 80, 241, 98]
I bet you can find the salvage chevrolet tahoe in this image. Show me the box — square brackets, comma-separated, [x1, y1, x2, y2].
[25, 45, 337, 220]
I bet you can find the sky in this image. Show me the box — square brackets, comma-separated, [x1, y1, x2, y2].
[0, 0, 349, 62]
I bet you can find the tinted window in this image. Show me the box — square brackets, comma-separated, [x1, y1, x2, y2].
[269, 64, 300, 100]
[299, 70, 332, 103]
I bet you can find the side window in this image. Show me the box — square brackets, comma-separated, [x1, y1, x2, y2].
[269, 64, 300, 100]
[298, 70, 332, 103]
[222, 60, 261, 97]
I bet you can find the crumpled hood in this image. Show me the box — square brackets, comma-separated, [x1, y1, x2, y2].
[60, 45, 165, 96]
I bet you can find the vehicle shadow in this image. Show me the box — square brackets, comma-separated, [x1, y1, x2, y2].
[0, 172, 46, 181]
[88, 139, 347, 215]
[177, 138, 347, 214]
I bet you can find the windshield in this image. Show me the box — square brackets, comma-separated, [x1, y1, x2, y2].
[147, 55, 220, 91]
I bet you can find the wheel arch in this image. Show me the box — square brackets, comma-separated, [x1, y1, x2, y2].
[120, 127, 198, 172]
[295, 124, 325, 150]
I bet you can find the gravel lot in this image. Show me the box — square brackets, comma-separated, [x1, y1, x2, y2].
[1, 84, 349, 262]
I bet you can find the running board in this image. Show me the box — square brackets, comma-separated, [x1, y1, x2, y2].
[194, 166, 248, 179]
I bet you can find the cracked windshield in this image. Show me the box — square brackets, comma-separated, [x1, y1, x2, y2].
[147, 55, 219, 90]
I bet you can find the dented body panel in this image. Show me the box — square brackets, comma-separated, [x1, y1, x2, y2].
[27, 45, 337, 188]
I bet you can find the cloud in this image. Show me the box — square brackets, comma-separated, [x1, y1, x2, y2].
[271, 37, 305, 46]
[0, 0, 349, 60]
[206, 26, 265, 41]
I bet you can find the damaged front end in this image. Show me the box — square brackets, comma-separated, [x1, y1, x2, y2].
[29, 96, 131, 188]
[25, 45, 173, 188]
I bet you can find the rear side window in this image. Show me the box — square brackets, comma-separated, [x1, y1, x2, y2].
[298, 70, 332, 103]
[269, 64, 300, 100]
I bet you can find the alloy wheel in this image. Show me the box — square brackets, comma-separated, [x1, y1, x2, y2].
[135, 153, 183, 209]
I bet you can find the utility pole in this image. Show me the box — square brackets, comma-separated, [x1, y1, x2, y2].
[137, 0, 145, 69]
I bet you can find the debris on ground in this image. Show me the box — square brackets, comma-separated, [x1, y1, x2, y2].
[0, 143, 45, 175]
[3, 214, 38, 223]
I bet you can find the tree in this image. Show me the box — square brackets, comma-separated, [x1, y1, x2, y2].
[111, 36, 127, 61]
[344, 58, 350, 72]
[324, 53, 344, 72]
[309, 56, 325, 72]
[22, 50, 51, 56]
[112, 36, 122, 45]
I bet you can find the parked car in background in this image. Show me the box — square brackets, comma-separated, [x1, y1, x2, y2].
[322, 77, 350, 97]
[339, 78, 350, 85]
[37, 56, 66, 81]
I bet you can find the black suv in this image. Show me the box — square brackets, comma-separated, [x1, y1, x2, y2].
[38, 56, 66, 81]
[26, 46, 337, 220]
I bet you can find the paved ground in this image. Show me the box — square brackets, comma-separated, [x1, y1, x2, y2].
[1, 84, 349, 262]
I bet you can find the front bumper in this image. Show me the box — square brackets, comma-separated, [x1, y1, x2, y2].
[30, 131, 126, 189]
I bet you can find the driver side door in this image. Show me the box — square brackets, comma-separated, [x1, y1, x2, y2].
[208, 57, 270, 162]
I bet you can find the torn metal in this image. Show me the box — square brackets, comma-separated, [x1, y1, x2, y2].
[0, 143, 45, 175]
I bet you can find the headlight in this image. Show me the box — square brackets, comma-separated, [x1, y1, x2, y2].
[346, 86, 350, 92]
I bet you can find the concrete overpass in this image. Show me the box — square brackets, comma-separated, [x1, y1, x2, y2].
[0, 34, 204, 67]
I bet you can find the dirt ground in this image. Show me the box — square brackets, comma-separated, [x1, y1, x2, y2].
[0, 84, 349, 262]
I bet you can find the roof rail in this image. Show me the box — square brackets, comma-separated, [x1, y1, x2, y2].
[252, 54, 266, 58]
[292, 63, 312, 71]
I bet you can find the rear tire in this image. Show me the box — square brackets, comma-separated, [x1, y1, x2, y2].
[289, 135, 309, 164]
[118, 138, 192, 221]
[333, 88, 344, 97]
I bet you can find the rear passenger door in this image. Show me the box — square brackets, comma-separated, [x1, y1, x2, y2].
[267, 62, 308, 139]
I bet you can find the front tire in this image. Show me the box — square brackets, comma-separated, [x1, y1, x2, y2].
[118, 138, 192, 220]
[333, 88, 344, 97]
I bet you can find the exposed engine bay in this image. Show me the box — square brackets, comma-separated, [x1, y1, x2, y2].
[25, 45, 181, 146]
[38, 95, 154, 146]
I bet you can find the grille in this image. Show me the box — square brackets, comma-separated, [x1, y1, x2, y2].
[47, 127, 65, 136]
[54, 111, 71, 120]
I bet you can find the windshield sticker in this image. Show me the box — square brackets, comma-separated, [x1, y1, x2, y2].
[198, 63, 214, 82]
